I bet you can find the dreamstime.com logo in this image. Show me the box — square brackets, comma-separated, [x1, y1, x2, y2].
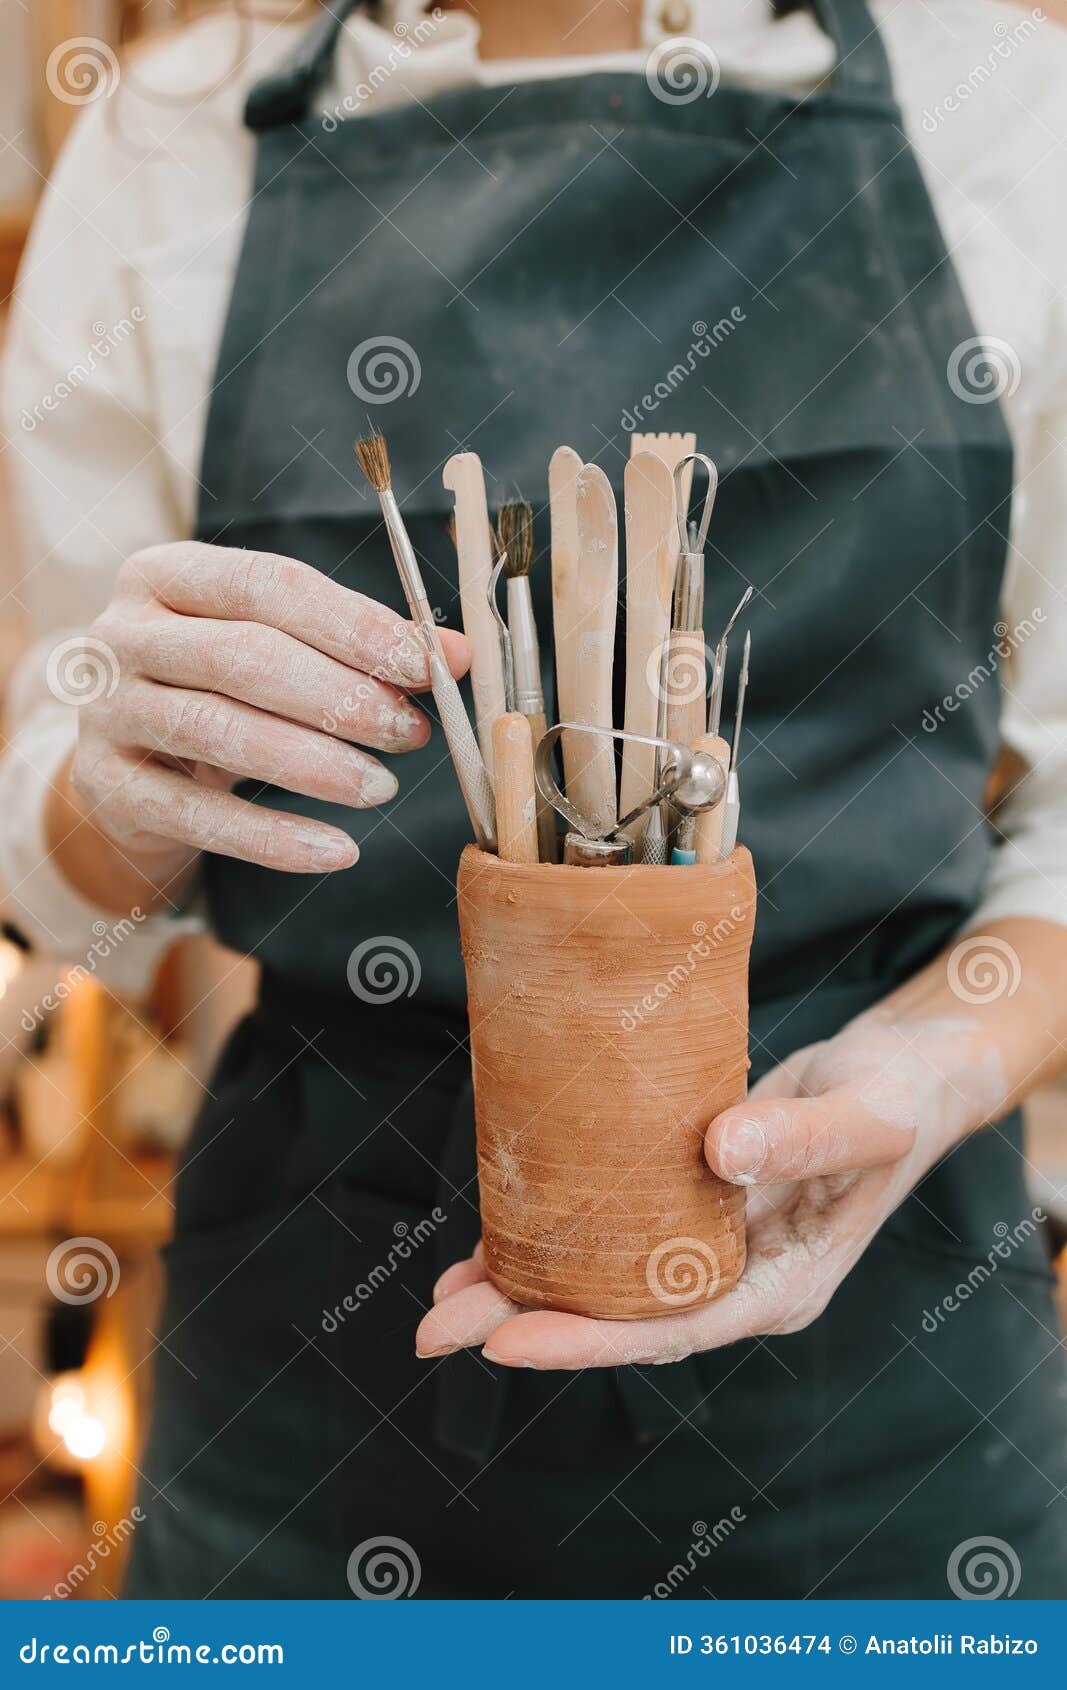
[346, 937, 422, 1003]
[21, 912, 147, 1034]
[46, 37, 120, 106]
[645, 38, 721, 105]
[621, 312, 745, 432]
[45, 1510, 145, 1601]
[646, 1236, 722, 1307]
[46, 636, 120, 707]
[947, 336, 1021, 405]
[347, 336, 422, 403]
[19, 1628, 283, 1665]
[19, 310, 146, 433]
[347, 1536, 421, 1599]
[46, 1237, 120, 1306]
[947, 1536, 1021, 1599]
[919, 1209, 1044, 1334]
[322, 7, 445, 128]
[644, 1510, 747, 1599]
[947, 935, 1021, 1005]
[321, 1210, 446, 1332]
[620, 910, 745, 1031]
[921, 608, 1044, 733]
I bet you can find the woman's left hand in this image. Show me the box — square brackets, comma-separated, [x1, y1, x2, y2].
[416, 1007, 1009, 1370]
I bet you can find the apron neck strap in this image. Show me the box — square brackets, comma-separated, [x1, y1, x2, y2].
[245, 0, 362, 132]
[810, 0, 895, 100]
[245, 0, 896, 131]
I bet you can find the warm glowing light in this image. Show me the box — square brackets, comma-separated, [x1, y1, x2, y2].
[38, 1372, 110, 1467]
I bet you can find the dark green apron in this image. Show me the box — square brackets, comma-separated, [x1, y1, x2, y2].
[126, 0, 1067, 1598]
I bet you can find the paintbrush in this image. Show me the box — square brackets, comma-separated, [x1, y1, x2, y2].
[354, 428, 497, 852]
[497, 497, 556, 862]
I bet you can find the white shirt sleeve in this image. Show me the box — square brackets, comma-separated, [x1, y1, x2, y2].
[0, 96, 202, 990]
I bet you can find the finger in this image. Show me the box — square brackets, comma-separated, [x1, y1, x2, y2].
[108, 755, 358, 873]
[124, 543, 471, 690]
[432, 1255, 488, 1304]
[128, 615, 428, 753]
[114, 681, 397, 808]
[415, 1280, 520, 1358]
[707, 1091, 915, 1186]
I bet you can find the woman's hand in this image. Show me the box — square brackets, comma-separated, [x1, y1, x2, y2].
[48, 542, 470, 912]
[418, 920, 1065, 1369]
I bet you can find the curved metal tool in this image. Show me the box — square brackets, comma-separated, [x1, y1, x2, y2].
[673, 452, 718, 559]
[486, 551, 515, 713]
[534, 724, 726, 842]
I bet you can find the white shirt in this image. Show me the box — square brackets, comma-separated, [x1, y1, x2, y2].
[2, 0, 1066, 990]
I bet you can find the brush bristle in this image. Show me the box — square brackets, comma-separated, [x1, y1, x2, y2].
[497, 499, 534, 578]
[353, 427, 391, 493]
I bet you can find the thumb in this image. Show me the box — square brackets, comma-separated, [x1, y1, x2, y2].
[706, 1090, 916, 1185]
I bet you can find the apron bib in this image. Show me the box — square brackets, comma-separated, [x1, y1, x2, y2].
[127, 0, 1067, 1598]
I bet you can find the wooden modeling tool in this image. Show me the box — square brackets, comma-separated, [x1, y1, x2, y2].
[566, 463, 619, 837]
[619, 452, 676, 842]
[498, 499, 556, 862]
[549, 445, 583, 816]
[630, 430, 697, 507]
[492, 712, 539, 865]
[355, 430, 496, 851]
[692, 730, 732, 863]
[444, 453, 507, 780]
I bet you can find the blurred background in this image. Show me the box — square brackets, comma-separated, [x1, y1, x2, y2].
[0, 0, 1063, 1601]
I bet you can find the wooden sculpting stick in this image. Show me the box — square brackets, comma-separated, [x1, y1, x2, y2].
[492, 713, 539, 865]
[444, 453, 506, 780]
[558, 463, 619, 836]
[630, 430, 697, 508]
[619, 452, 676, 841]
[693, 733, 732, 863]
[549, 445, 586, 821]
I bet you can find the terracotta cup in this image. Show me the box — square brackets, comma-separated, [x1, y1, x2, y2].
[456, 845, 757, 1319]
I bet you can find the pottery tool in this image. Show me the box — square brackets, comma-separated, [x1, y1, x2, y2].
[548, 445, 583, 814]
[619, 452, 676, 843]
[665, 453, 718, 751]
[486, 553, 515, 713]
[355, 429, 496, 852]
[552, 462, 618, 836]
[498, 498, 556, 863]
[630, 430, 697, 507]
[444, 453, 507, 780]
[492, 712, 539, 865]
[719, 630, 751, 857]
[708, 585, 754, 737]
[534, 724, 723, 844]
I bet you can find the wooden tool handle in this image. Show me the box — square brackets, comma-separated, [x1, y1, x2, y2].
[524, 707, 557, 863]
[492, 714, 539, 866]
[444, 454, 506, 779]
[693, 733, 731, 864]
[620, 452, 675, 838]
[665, 630, 709, 749]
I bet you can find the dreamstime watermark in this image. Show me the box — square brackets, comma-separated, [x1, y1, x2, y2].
[21, 912, 146, 1034]
[46, 636, 121, 706]
[620, 910, 745, 1032]
[645, 634, 716, 710]
[919, 1208, 1044, 1334]
[45, 37, 120, 107]
[921, 609, 1044, 732]
[920, 9, 1045, 132]
[45, 1509, 145, 1600]
[322, 9, 445, 129]
[46, 1237, 121, 1306]
[645, 38, 721, 105]
[621, 311, 745, 431]
[346, 335, 422, 404]
[646, 1236, 722, 1307]
[346, 1536, 421, 1599]
[947, 1535, 1021, 1600]
[347, 937, 422, 1003]
[643, 1510, 747, 1598]
[19, 310, 146, 433]
[947, 336, 1021, 405]
[947, 935, 1021, 1005]
[321, 1210, 446, 1332]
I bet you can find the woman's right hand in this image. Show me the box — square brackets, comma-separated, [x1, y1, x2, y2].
[51, 542, 470, 912]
